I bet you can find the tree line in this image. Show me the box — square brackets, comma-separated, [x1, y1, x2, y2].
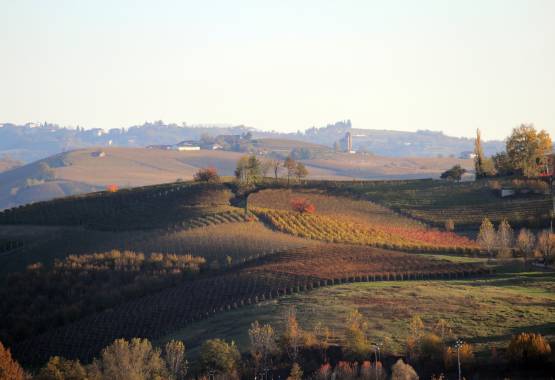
[1, 307, 551, 379]
[474, 124, 552, 178]
[476, 218, 554, 263]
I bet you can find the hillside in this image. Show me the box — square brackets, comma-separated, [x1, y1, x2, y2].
[0, 177, 552, 378]
[0, 147, 473, 210]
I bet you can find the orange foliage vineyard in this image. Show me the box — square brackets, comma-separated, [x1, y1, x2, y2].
[253, 208, 479, 253]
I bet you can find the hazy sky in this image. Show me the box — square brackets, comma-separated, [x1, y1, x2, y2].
[1, 0, 554, 139]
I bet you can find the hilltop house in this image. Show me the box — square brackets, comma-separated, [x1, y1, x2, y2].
[175, 141, 200, 151]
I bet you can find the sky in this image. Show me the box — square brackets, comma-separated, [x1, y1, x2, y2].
[1, 0, 554, 140]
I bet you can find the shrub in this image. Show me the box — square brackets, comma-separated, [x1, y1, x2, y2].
[287, 362, 303, 380]
[106, 184, 118, 192]
[507, 332, 551, 365]
[418, 333, 444, 363]
[36, 356, 86, 380]
[290, 198, 316, 214]
[199, 339, 241, 376]
[391, 359, 418, 380]
[194, 167, 220, 183]
[314, 363, 332, 380]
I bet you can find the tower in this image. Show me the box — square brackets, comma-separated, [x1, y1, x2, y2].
[345, 131, 352, 152]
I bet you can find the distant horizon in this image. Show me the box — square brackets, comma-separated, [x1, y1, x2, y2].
[0, 119, 514, 142]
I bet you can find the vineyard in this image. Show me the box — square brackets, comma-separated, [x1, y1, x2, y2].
[11, 244, 488, 366]
[0, 181, 235, 230]
[253, 207, 479, 253]
[127, 221, 315, 266]
[304, 179, 552, 229]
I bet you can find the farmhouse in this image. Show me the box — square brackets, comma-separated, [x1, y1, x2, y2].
[175, 141, 200, 151]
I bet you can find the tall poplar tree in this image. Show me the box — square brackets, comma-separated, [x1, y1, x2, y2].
[474, 129, 486, 178]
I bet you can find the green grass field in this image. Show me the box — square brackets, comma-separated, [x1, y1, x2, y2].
[160, 263, 555, 359]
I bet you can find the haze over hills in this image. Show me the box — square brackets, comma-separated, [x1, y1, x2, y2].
[0, 120, 504, 163]
[0, 147, 472, 210]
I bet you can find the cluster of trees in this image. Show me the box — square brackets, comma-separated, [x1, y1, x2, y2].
[474, 125, 553, 178]
[477, 217, 554, 263]
[0, 250, 205, 345]
[235, 155, 308, 186]
[193, 167, 220, 183]
[2, 308, 551, 379]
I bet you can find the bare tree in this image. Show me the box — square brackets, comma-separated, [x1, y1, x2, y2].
[282, 307, 303, 362]
[516, 228, 535, 267]
[497, 219, 514, 258]
[283, 157, 297, 186]
[477, 217, 497, 259]
[248, 321, 277, 374]
[536, 230, 555, 264]
[270, 159, 281, 180]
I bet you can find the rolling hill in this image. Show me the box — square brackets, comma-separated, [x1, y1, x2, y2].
[0, 147, 472, 210]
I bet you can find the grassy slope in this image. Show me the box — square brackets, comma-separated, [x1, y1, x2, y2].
[161, 262, 555, 359]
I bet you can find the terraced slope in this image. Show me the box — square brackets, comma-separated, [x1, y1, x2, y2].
[12, 245, 487, 366]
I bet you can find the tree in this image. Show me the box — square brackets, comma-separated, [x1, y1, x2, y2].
[440, 165, 466, 181]
[270, 159, 281, 180]
[193, 167, 219, 183]
[282, 307, 303, 362]
[90, 338, 167, 380]
[390, 359, 418, 380]
[516, 228, 535, 266]
[492, 152, 515, 176]
[248, 321, 277, 373]
[496, 219, 514, 258]
[474, 129, 487, 178]
[283, 156, 297, 185]
[506, 124, 552, 177]
[106, 184, 119, 192]
[444, 342, 474, 370]
[344, 309, 372, 359]
[199, 339, 241, 376]
[291, 198, 316, 214]
[294, 162, 309, 182]
[163, 340, 187, 380]
[235, 155, 262, 186]
[286, 363, 303, 380]
[0, 341, 25, 380]
[477, 218, 497, 259]
[433, 319, 452, 341]
[37, 356, 86, 380]
[444, 219, 455, 232]
[536, 230, 555, 264]
[507, 332, 551, 365]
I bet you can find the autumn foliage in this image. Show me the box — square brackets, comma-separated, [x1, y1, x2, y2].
[291, 198, 316, 214]
[507, 332, 551, 364]
[194, 167, 220, 182]
[106, 184, 119, 192]
[0, 341, 25, 380]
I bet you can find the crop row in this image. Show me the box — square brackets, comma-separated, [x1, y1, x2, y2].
[0, 182, 233, 230]
[253, 208, 479, 254]
[11, 244, 488, 366]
